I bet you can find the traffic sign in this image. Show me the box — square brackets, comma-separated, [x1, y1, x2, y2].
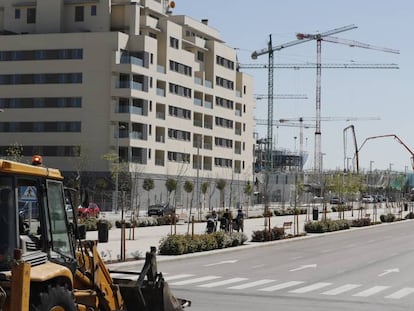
[20, 186, 37, 201]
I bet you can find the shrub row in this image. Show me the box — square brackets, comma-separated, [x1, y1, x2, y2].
[158, 231, 247, 255]
[304, 219, 350, 233]
[79, 218, 113, 231]
[274, 208, 307, 216]
[251, 226, 285, 242]
[380, 213, 396, 223]
[405, 212, 414, 219]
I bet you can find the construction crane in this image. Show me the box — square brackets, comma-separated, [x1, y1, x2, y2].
[250, 25, 356, 172]
[295, 28, 400, 174]
[254, 94, 308, 100]
[240, 63, 399, 69]
[255, 118, 316, 171]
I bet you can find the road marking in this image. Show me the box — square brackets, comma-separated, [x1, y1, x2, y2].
[322, 284, 361, 295]
[164, 274, 195, 281]
[378, 268, 399, 277]
[198, 277, 248, 288]
[204, 260, 238, 267]
[290, 264, 317, 272]
[228, 279, 275, 290]
[386, 288, 414, 299]
[170, 276, 221, 285]
[352, 286, 390, 297]
[289, 282, 332, 293]
[259, 281, 304, 292]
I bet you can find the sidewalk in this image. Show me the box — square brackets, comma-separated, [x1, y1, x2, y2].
[86, 205, 408, 265]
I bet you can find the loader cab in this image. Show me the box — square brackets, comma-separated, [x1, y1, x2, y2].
[0, 159, 76, 273]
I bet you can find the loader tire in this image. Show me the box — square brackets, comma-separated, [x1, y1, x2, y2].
[32, 285, 76, 311]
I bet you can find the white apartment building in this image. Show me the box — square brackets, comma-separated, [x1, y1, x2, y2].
[0, 0, 255, 210]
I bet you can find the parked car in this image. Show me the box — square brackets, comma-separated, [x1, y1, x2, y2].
[147, 203, 175, 217]
[78, 202, 100, 218]
[329, 197, 345, 204]
[361, 195, 375, 203]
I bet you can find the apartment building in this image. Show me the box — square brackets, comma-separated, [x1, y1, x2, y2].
[0, 0, 255, 209]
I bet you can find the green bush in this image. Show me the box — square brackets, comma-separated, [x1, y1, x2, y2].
[405, 212, 414, 219]
[351, 218, 371, 227]
[304, 219, 350, 233]
[158, 231, 247, 255]
[380, 213, 396, 223]
[251, 226, 285, 242]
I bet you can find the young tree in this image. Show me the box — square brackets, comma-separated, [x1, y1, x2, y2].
[201, 182, 209, 211]
[216, 179, 226, 209]
[183, 180, 194, 211]
[5, 142, 23, 162]
[165, 178, 177, 206]
[142, 177, 155, 209]
[244, 180, 254, 216]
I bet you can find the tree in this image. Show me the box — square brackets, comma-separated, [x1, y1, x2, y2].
[244, 181, 254, 216]
[183, 180, 194, 211]
[165, 178, 177, 206]
[143, 178, 155, 209]
[216, 179, 226, 209]
[201, 182, 210, 211]
[5, 142, 23, 162]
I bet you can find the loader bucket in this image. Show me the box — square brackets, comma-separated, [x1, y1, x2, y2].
[115, 247, 190, 311]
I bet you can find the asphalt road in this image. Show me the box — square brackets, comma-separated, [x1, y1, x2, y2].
[113, 219, 414, 311]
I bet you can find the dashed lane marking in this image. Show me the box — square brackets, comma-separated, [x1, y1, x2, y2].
[198, 277, 249, 288]
[170, 275, 221, 286]
[228, 279, 275, 290]
[321, 284, 362, 295]
[289, 282, 332, 294]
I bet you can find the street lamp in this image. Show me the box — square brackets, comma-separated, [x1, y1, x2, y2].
[114, 124, 126, 214]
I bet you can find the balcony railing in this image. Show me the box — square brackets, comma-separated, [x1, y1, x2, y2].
[156, 88, 165, 97]
[120, 55, 144, 67]
[117, 81, 143, 91]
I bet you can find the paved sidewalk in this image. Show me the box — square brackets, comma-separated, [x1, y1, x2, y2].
[86, 205, 409, 265]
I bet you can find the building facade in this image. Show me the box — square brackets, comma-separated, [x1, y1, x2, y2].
[0, 0, 255, 210]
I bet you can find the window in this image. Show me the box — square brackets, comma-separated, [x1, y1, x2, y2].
[197, 51, 204, 62]
[169, 37, 179, 49]
[15, 9, 20, 19]
[27, 8, 36, 24]
[75, 6, 84, 22]
[91, 5, 97, 16]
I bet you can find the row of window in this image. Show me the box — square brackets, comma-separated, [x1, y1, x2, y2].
[169, 83, 192, 98]
[167, 151, 190, 163]
[0, 145, 79, 157]
[169, 60, 192, 76]
[168, 105, 191, 119]
[0, 122, 81, 132]
[215, 137, 233, 148]
[0, 49, 83, 61]
[216, 96, 234, 109]
[0, 97, 81, 108]
[0, 73, 82, 85]
[216, 55, 235, 70]
[215, 117, 233, 129]
[168, 129, 191, 141]
[14, 5, 96, 25]
[216, 76, 234, 90]
[214, 157, 233, 168]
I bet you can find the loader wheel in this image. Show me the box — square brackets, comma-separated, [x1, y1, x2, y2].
[32, 285, 76, 311]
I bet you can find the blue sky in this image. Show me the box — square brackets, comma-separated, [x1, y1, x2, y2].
[173, 1, 410, 173]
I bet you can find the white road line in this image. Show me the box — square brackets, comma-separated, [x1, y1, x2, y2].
[170, 276, 221, 286]
[228, 279, 275, 290]
[386, 288, 414, 299]
[352, 286, 390, 297]
[322, 284, 361, 295]
[164, 274, 195, 281]
[259, 281, 304, 292]
[198, 277, 248, 288]
[289, 282, 332, 294]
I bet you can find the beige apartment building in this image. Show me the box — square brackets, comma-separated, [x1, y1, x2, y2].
[0, 0, 255, 210]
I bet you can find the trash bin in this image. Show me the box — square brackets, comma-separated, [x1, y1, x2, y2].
[312, 207, 319, 221]
[97, 221, 109, 243]
[404, 203, 408, 211]
[77, 224, 86, 240]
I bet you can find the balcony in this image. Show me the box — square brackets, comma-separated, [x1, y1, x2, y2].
[117, 81, 143, 91]
[120, 55, 144, 67]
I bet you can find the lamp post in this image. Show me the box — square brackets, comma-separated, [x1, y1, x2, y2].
[114, 124, 126, 213]
[115, 123, 126, 261]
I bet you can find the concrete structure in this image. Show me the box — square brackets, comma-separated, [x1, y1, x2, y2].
[0, 0, 255, 210]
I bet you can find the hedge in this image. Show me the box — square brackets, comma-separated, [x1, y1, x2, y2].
[158, 231, 247, 255]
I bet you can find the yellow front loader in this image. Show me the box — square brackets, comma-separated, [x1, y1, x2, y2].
[0, 157, 189, 311]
